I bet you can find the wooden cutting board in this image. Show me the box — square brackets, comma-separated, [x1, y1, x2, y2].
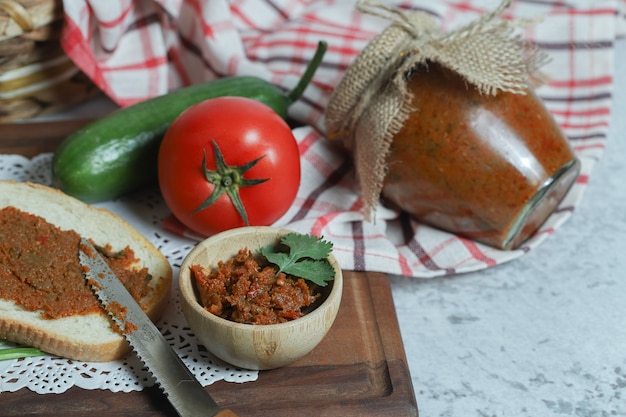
[1, 121, 419, 416]
[1, 270, 418, 416]
[0, 119, 90, 156]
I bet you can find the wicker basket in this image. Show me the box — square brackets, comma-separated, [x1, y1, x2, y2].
[0, 0, 101, 123]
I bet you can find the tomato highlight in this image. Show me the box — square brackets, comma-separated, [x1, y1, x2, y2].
[158, 97, 301, 237]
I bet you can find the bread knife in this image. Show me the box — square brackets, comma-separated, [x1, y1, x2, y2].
[78, 238, 238, 417]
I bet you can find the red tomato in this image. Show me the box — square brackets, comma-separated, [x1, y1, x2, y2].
[158, 96, 300, 236]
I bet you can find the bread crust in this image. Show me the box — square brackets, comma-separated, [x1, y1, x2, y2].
[0, 180, 173, 362]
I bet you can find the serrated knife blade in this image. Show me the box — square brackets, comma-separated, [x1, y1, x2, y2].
[78, 238, 238, 417]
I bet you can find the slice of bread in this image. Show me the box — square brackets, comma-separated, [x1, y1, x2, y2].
[0, 180, 172, 362]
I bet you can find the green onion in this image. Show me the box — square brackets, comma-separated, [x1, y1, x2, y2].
[0, 340, 45, 361]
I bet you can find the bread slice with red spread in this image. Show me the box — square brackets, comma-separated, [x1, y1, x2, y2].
[0, 180, 172, 362]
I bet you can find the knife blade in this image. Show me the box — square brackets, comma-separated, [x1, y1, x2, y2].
[78, 238, 238, 417]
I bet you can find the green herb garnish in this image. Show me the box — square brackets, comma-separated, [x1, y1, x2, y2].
[0, 340, 44, 361]
[260, 233, 335, 287]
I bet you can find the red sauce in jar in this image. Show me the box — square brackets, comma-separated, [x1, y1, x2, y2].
[0, 206, 152, 319]
[382, 62, 580, 249]
[192, 248, 320, 325]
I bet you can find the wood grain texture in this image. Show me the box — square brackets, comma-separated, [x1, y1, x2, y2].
[0, 119, 91, 156]
[1, 271, 419, 417]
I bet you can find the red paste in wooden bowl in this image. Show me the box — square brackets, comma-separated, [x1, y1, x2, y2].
[191, 248, 321, 325]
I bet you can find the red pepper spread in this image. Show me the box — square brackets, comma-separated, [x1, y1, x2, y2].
[383, 62, 578, 248]
[192, 248, 320, 325]
[0, 206, 152, 319]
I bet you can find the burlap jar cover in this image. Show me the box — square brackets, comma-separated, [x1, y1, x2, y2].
[325, 0, 548, 220]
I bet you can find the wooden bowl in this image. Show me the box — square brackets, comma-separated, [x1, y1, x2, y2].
[178, 226, 343, 370]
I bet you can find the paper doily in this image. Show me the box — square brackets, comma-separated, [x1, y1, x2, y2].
[0, 153, 258, 394]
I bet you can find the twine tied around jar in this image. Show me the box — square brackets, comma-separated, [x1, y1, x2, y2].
[325, 0, 548, 220]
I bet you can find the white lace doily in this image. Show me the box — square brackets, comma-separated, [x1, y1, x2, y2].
[0, 153, 258, 394]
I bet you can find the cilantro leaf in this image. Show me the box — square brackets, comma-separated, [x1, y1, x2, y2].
[280, 233, 333, 260]
[280, 259, 336, 286]
[260, 233, 335, 286]
[261, 251, 290, 268]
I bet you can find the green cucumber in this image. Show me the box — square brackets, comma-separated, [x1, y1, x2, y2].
[52, 41, 327, 203]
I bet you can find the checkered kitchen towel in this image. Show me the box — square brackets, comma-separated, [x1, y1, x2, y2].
[60, 0, 626, 278]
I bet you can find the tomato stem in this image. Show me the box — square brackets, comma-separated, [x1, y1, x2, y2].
[194, 140, 269, 226]
[286, 41, 328, 104]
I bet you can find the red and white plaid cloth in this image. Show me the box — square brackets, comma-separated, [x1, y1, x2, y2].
[61, 0, 626, 278]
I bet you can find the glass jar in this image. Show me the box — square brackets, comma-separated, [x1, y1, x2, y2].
[382, 62, 580, 250]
